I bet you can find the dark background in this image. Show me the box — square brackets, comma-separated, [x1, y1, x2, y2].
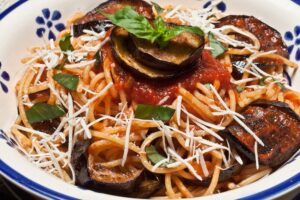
[0, 175, 299, 200]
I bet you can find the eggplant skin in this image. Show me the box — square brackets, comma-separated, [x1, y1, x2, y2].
[129, 172, 163, 198]
[251, 100, 300, 121]
[72, 0, 154, 37]
[71, 140, 91, 186]
[224, 100, 300, 167]
[72, 21, 112, 38]
[184, 164, 242, 186]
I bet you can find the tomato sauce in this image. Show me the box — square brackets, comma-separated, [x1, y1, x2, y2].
[102, 44, 231, 105]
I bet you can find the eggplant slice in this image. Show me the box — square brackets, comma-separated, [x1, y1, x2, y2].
[224, 100, 300, 167]
[183, 164, 242, 186]
[128, 30, 205, 71]
[216, 15, 289, 79]
[71, 140, 143, 195]
[88, 155, 144, 194]
[111, 27, 182, 79]
[111, 27, 203, 79]
[72, 0, 154, 37]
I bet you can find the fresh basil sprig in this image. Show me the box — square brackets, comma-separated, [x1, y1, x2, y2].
[145, 145, 174, 167]
[135, 104, 175, 121]
[59, 34, 74, 51]
[26, 103, 66, 124]
[208, 32, 227, 58]
[53, 73, 79, 91]
[101, 6, 204, 48]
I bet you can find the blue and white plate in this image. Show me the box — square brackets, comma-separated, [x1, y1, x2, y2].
[0, 0, 299, 199]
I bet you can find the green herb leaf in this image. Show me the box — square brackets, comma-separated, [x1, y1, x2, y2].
[145, 145, 173, 167]
[208, 32, 227, 58]
[55, 64, 65, 70]
[236, 85, 244, 93]
[152, 2, 164, 14]
[26, 103, 66, 124]
[59, 34, 74, 52]
[102, 7, 203, 48]
[135, 104, 175, 121]
[259, 76, 268, 86]
[94, 50, 102, 70]
[101, 6, 159, 43]
[53, 73, 79, 91]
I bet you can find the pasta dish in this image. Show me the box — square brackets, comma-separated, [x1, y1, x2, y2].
[9, 0, 300, 198]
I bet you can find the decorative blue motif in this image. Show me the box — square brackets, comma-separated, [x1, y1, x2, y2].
[284, 26, 300, 61]
[0, 129, 17, 148]
[0, 61, 10, 93]
[35, 8, 65, 40]
[291, 0, 300, 6]
[283, 71, 292, 86]
[203, 0, 226, 12]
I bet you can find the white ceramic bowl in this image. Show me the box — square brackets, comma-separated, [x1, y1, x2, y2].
[0, 0, 299, 199]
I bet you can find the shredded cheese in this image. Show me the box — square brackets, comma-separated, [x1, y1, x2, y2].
[168, 148, 203, 181]
[121, 112, 134, 166]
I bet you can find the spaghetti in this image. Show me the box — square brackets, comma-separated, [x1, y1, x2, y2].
[9, 0, 300, 199]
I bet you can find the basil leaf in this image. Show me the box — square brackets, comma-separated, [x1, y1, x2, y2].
[259, 76, 268, 86]
[152, 2, 164, 14]
[208, 32, 227, 58]
[236, 85, 244, 93]
[135, 104, 175, 121]
[94, 50, 102, 70]
[102, 7, 203, 47]
[26, 103, 66, 124]
[53, 73, 79, 91]
[101, 6, 159, 43]
[145, 145, 173, 167]
[59, 34, 74, 51]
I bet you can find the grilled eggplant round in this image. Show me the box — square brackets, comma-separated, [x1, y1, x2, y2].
[111, 27, 204, 79]
[72, 0, 154, 37]
[223, 100, 300, 167]
[128, 29, 205, 71]
[111, 27, 180, 79]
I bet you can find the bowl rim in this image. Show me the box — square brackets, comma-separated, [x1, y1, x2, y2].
[0, 0, 300, 199]
[1, 158, 300, 200]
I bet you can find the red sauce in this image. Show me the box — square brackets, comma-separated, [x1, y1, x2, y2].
[102, 44, 231, 105]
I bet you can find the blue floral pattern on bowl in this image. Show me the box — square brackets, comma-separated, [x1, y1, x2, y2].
[284, 26, 300, 61]
[0, 61, 10, 93]
[35, 8, 66, 40]
[203, 0, 226, 12]
[0, 129, 17, 148]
